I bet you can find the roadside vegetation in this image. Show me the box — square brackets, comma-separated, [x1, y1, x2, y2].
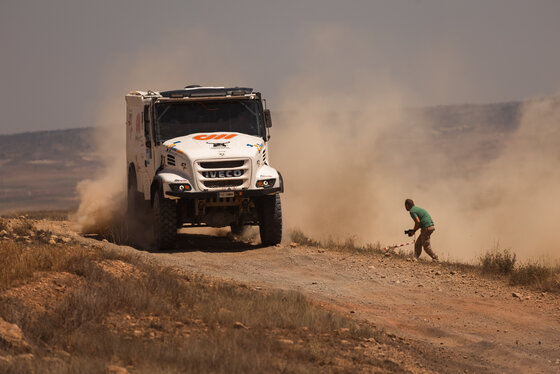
[290, 228, 382, 254]
[479, 247, 517, 275]
[0, 218, 409, 374]
[479, 247, 560, 292]
[290, 228, 560, 293]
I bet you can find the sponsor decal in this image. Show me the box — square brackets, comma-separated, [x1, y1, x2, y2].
[193, 134, 237, 140]
[202, 170, 244, 178]
[246, 143, 264, 152]
[166, 140, 182, 153]
[207, 141, 230, 149]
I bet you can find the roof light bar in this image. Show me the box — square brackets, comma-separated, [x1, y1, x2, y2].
[159, 86, 254, 98]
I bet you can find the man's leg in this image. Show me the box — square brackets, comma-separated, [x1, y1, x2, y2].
[414, 234, 423, 258]
[422, 226, 438, 260]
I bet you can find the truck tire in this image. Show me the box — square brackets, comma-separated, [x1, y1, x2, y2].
[127, 167, 143, 217]
[259, 194, 282, 246]
[152, 189, 177, 250]
[230, 223, 246, 236]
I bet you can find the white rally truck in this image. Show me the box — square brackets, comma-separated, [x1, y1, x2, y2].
[125, 86, 284, 249]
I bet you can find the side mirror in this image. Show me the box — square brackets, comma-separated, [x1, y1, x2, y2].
[264, 109, 272, 128]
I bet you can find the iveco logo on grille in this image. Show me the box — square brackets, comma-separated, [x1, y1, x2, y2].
[202, 170, 244, 178]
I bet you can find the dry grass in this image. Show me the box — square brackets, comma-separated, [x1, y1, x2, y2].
[290, 228, 382, 254]
[0, 238, 403, 373]
[479, 246, 517, 275]
[478, 246, 560, 292]
[103, 218, 131, 245]
[0, 241, 89, 291]
[290, 228, 321, 247]
[509, 262, 560, 292]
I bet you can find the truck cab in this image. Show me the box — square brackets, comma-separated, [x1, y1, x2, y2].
[126, 86, 283, 249]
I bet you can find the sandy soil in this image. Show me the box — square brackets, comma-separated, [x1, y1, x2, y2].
[40, 221, 560, 373]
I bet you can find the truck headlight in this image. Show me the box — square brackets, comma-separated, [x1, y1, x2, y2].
[256, 179, 276, 188]
[170, 183, 192, 192]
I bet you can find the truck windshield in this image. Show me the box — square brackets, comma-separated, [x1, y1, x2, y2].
[154, 100, 264, 142]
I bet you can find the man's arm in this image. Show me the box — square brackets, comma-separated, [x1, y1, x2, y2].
[412, 216, 420, 232]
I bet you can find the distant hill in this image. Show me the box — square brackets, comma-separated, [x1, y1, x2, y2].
[0, 128, 102, 213]
[420, 101, 522, 133]
[0, 100, 532, 213]
[398, 101, 523, 175]
[0, 128, 97, 161]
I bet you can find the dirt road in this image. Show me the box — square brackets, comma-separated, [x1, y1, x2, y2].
[45, 222, 560, 373]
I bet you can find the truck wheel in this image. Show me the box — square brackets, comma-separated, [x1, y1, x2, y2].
[127, 167, 143, 217]
[152, 189, 177, 250]
[230, 223, 246, 236]
[259, 194, 282, 246]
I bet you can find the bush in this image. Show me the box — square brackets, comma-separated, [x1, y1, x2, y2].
[478, 247, 560, 292]
[290, 229, 320, 247]
[479, 248, 516, 275]
[510, 262, 560, 292]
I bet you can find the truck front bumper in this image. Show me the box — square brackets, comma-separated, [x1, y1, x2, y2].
[166, 187, 282, 199]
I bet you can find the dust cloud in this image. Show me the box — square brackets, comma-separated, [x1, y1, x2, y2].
[273, 94, 408, 243]
[444, 99, 560, 261]
[273, 94, 560, 262]
[70, 119, 126, 233]
[71, 25, 560, 262]
[270, 25, 560, 262]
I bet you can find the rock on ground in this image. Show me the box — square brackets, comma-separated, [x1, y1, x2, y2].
[0, 317, 31, 353]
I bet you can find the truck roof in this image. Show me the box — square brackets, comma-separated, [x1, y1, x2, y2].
[127, 86, 258, 100]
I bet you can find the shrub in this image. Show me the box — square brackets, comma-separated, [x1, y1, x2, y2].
[510, 262, 560, 292]
[290, 228, 320, 247]
[479, 248, 517, 275]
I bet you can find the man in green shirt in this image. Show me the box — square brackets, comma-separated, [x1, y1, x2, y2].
[405, 199, 438, 261]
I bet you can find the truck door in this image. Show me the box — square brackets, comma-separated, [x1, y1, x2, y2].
[137, 105, 155, 198]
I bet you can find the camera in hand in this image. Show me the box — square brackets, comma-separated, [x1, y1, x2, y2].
[404, 229, 414, 237]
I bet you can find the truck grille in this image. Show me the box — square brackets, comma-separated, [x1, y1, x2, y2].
[203, 180, 245, 188]
[199, 160, 244, 169]
[195, 158, 251, 191]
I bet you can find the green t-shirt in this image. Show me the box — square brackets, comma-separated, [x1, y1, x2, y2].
[409, 206, 434, 228]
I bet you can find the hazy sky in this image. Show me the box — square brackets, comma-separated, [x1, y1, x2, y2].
[1, 0, 559, 134]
